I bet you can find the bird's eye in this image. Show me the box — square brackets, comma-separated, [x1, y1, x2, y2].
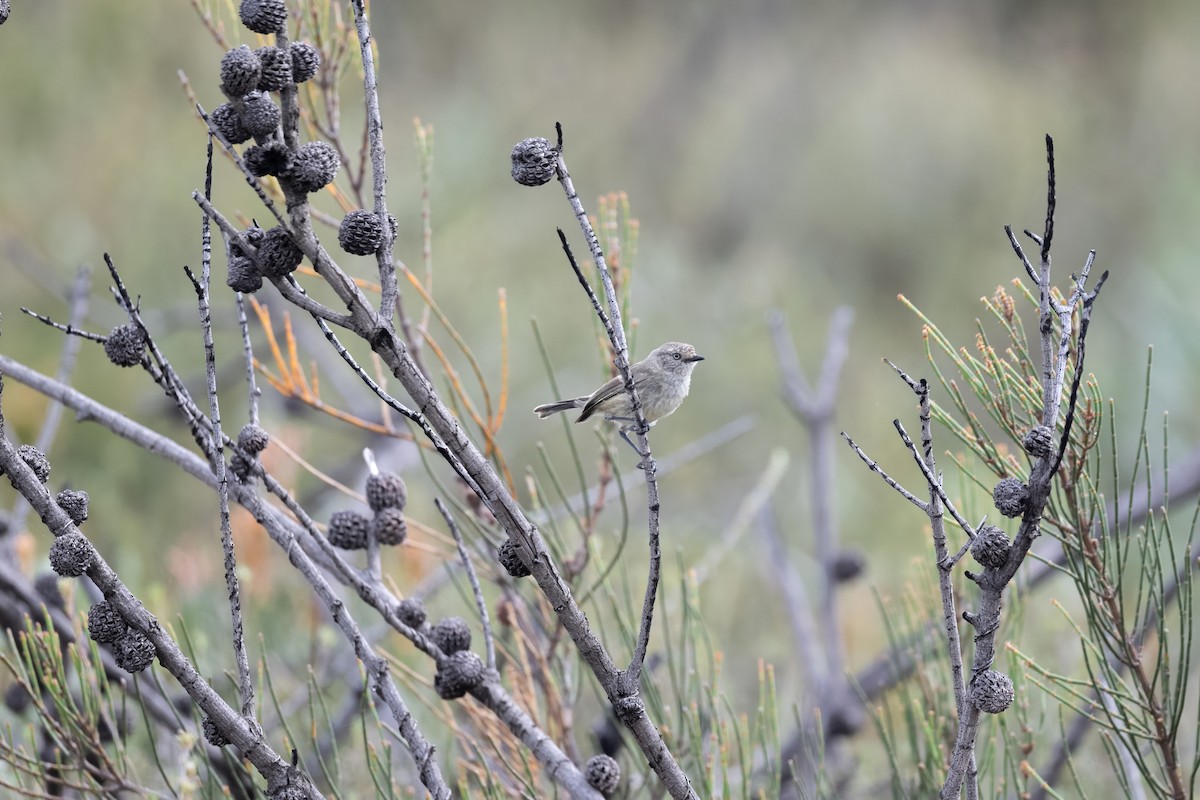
[672, 352, 681, 360]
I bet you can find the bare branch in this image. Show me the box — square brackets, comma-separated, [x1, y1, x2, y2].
[436, 498, 495, 670]
[892, 419, 978, 541]
[1004, 224, 1039, 285]
[839, 431, 928, 512]
[190, 139, 256, 722]
[234, 292, 262, 425]
[1040, 133, 1056, 264]
[347, 0, 422, 378]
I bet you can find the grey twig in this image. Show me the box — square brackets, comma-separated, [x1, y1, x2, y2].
[190, 137, 256, 723]
[436, 498, 495, 670]
[27, 264, 214, 472]
[941, 516, 987, 571]
[839, 432, 928, 512]
[1050, 262, 1108, 476]
[556, 228, 615, 344]
[892, 418, 978, 542]
[234, 293, 262, 424]
[348, 0, 420, 371]
[896, 373, 975, 800]
[274, 274, 354, 328]
[1005, 225, 1038, 285]
[551, 135, 648, 447]
[19, 306, 104, 344]
[273, 26, 301, 151]
[470, 680, 605, 800]
[248, 450, 601, 799]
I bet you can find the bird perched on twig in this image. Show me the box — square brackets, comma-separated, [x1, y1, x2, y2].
[533, 341, 704, 454]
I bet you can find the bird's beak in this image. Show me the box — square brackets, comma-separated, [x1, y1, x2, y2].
[685, 354, 705, 362]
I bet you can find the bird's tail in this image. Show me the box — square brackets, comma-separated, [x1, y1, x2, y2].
[533, 399, 583, 419]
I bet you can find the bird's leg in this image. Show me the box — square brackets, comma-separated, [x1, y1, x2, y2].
[607, 415, 651, 463]
[616, 425, 649, 459]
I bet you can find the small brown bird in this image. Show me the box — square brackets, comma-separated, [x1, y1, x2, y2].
[533, 342, 704, 449]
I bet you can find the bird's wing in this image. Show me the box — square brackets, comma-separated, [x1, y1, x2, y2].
[576, 374, 626, 422]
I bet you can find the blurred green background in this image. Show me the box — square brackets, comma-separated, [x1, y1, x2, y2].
[2, 0, 1199, 793]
